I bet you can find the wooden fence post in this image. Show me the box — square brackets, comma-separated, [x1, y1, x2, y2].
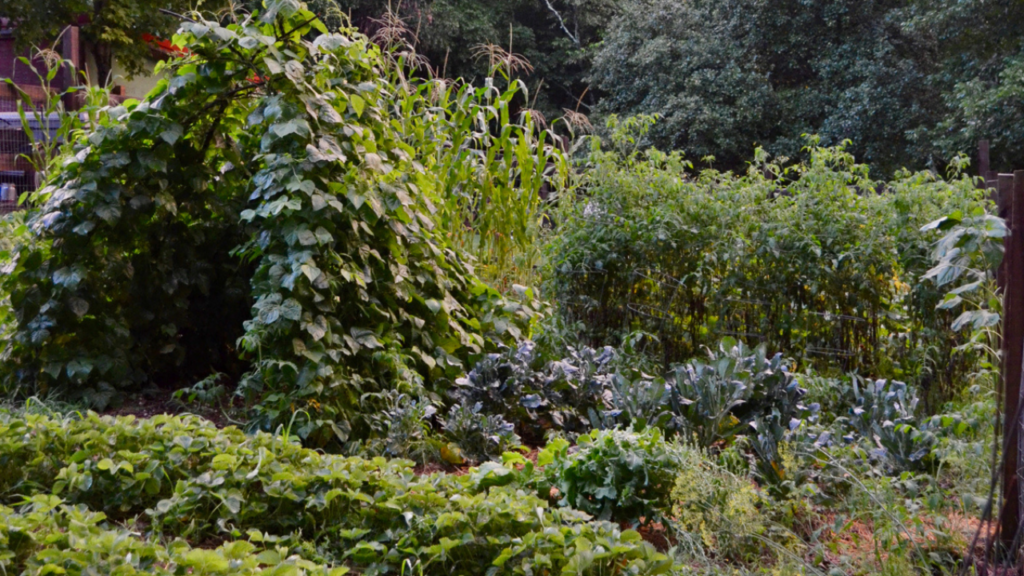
[60, 26, 80, 111]
[980, 140, 991, 188]
[1000, 172, 1024, 554]
[998, 176, 1015, 291]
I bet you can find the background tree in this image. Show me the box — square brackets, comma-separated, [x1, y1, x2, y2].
[591, 0, 941, 175]
[326, 0, 617, 120]
[2, 0, 226, 86]
[910, 0, 1024, 172]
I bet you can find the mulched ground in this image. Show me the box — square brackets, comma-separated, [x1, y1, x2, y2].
[101, 389, 238, 429]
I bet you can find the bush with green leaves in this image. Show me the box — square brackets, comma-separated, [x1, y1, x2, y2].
[0, 3, 549, 446]
[547, 136, 986, 405]
[540, 427, 683, 525]
[0, 410, 674, 576]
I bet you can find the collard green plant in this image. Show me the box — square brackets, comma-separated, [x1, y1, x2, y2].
[667, 339, 816, 449]
[842, 378, 937, 473]
[440, 400, 521, 464]
[540, 427, 683, 525]
[451, 340, 618, 441]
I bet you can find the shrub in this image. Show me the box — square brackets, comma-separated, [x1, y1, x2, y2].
[0, 3, 540, 445]
[546, 138, 985, 400]
[540, 427, 683, 525]
[0, 410, 673, 576]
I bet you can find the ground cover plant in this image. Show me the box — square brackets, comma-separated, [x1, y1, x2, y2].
[0, 410, 673, 576]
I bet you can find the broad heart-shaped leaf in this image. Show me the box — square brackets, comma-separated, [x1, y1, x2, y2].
[296, 228, 317, 246]
[68, 297, 90, 317]
[53, 267, 83, 289]
[952, 309, 1000, 331]
[349, 94, 366, 117]
[280, 298, 302, 321]
[160, 123, 184, 144]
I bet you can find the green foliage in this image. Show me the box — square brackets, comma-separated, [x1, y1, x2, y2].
[331, 0, 616, 118]
[1, 495, 351, 576]
[669, 446, 768, 563]
[921, 207, 1004, 333]
[1, 4, 536, 444]
[546, 139, 986, 402]
[933, 51, 1024, 172]
[392, 80, 565, 290]
[668, 340, 815, 449]
[841, 378, 937, 473]
[2, 46, 111, 185]
[450, 340, 620, 441]
[3, 0, 219, 86]
[440, 400, 521, 463]
[590, 0, 939, 174]
[540, 427, 683, 525]
[360, 391, 439, 462]
[0, 410, 674, 576]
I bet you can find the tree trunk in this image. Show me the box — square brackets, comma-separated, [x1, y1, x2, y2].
[91, 0, 112, 87]
[93, 41, 113, 87]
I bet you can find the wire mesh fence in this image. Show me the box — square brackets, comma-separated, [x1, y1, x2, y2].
[0, 99, 64, 212]
[555, 267, 888, 373]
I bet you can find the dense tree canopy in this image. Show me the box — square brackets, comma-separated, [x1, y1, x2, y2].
[914, 0, 1024, 171]
[591, 0, 941, 173]
[6, 0, 1024, 173]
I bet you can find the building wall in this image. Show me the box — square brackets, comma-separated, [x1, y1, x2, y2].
[82, 50, 164, 100]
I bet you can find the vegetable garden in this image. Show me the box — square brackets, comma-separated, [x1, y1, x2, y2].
[0, 2, 1009, 575]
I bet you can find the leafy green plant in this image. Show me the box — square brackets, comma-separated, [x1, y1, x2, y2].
[0, 495, 350, 576]
[441, 400, 521, 463]
[842, 378, 937, 473]
[452, 340, 622, 441]
[666, 339, 816, 449]
[360, 391, 438, 463]
[921, 207, 1005, 333]
[2, 42, 111, 185]
[540, 427, 683, 525]
[668, 358, 748, 449]
[1, 3, 537, 443]
[0, 409, 673, 576]
[547, 137, 986, 400]
[669, 445, 768, 563]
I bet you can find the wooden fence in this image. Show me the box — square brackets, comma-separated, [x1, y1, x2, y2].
[974, 136, 1024, 559]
